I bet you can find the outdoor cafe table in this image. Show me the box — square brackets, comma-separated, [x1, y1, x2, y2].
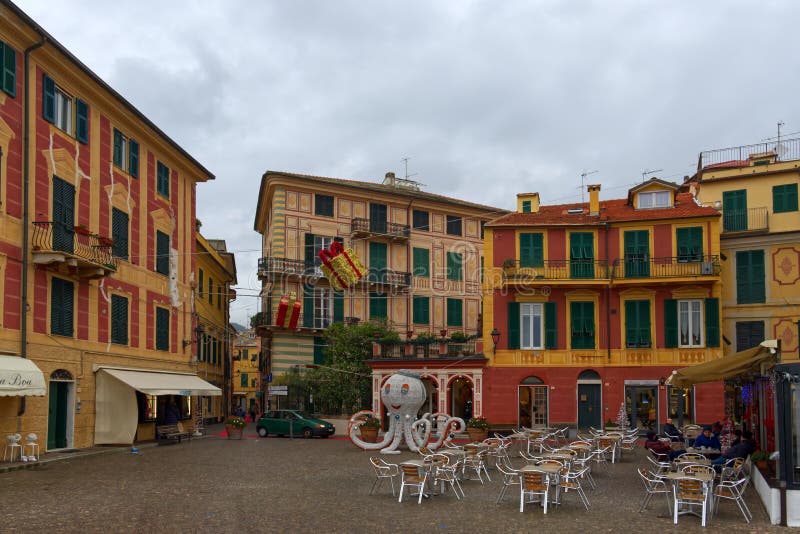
[401, 458, 442, 496]
[686, 447, 721, 458]
[541, 452, 575, 463]
[664, 470, 715, 523]
[520, 463, 564, 504]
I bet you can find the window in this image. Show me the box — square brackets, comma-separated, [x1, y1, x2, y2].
[446, 215, 462, 236]
[313, 236, 334, 275]
[522, 200, 531, 213]
[570, 232, 594, 279]
[736, 321, 764, 352]
[519, 233, 543, 267]
[413, 296, 430, 324]
[773, 183, 798, 213]
[313, 337, 326, 365]
[369, 292, 387, 319]
[198, 268, 204, 297]
[521, 303, 544, 349]
[313, 287, 333, 329]
[676, 227, 703, 262]
[240, 373, 248, 388]
[637, 190, 670, 209]
[722, 189, 747, 232]
[624, 300, 651, 348]
[412, 247, 430, 277]
[446, 252, 462, 281]
[736, 250, 765, 304]
[0, 41, 16, 96]
[678, 300, 703, 347]
[42, 74, 88, 142]
[111, 208, 129, 260]
[54, 85, 72, 134]
[412, 210, 429, 231]
[155, 231, 170, 275]
[623, 230, 649, 277]
[446, 298, 463, 327]
[155, 307, 169, 351]
[110, 294, 128, 345]
[209, 278, 214, 305]
[51, 277, 74, 337]
[315, 194, 334, 217]
[570, 301, 595, 349]
[156, 161, 169, 198]
[113, 129, 140, 177]
[480, 221, 485, 239]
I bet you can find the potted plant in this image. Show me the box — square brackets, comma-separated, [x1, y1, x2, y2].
[751, 451, 770, 470]
[359, 416, 381, 443]
[225, 416, 246, 440]
[466, 416, 490, 442]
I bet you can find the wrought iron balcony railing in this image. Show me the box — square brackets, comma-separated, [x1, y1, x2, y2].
[503, 259, 611, 281]
[350, 218, 410, 239]
[361, 268, 411, 288]
[611, 255, 721, 279]
[372, 338, 483, 361]
[721, 207, 769, 234]
[699, 137, 800, 169]
[257, 256, 309, 278]
[31, 221, 118, 278]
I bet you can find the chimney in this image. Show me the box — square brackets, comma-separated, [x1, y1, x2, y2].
[516, 192, 540, 213]
[383, 172, 396, 186]
[588, 184, 601, 216]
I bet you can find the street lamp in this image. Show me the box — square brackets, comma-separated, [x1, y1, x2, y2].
[490, 328, 501, 354]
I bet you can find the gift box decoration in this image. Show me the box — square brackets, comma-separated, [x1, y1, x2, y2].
[275, 292, 302, 329]
[318, 241, 365, 290]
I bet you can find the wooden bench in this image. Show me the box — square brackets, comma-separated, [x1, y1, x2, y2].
[156, 422, 192, 444]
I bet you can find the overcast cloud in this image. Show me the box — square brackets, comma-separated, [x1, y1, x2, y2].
[20, 0, 800, 324]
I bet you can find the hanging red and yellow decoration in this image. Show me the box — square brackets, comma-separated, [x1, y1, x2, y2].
[318, 241, 365, 290]
[275, 292, 302, 328]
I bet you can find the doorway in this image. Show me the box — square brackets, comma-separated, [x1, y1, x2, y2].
[519, 376, 548, 428]
[577, 370, 602, 429]
[47, 370, 75, 450]
[450, 376, 473, 420]
[625, 383, 658, 432]
[418, 376, 439, 418]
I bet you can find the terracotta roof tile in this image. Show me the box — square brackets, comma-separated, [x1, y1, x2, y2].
[487, 192, 719, 227]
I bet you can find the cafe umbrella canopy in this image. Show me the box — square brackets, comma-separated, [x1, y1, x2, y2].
[666, 340, 778, 388]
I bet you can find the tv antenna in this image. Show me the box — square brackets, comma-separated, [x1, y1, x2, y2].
[401, 157, 418, 180]
[579, 170, 598, 203]
[641, 168, 663, 183]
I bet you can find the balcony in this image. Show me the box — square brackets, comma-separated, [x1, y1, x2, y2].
[350, 218, 410, 240]
[721, 207, 769, 235]
[257, 256, 309, 279]
[371, 338, 485, 362]
[611, 255, 721, 280]
[31, 221, 118, 279]
[699, 137, 800, 170]
[359, 268, 411, 289]
[502, 259, 611, 283]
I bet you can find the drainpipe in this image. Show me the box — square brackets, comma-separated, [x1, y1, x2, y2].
[406, 199, 413, 336]
[605, 222, 611, 361]
[19, 36, 47, 418]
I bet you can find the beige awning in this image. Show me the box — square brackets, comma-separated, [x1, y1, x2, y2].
[0, 356, 46, 396]
[666, 342, 778, 388]
[100, 367, 221, 396]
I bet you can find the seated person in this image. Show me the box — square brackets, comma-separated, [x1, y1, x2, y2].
[711, 421, 723, 437]
[663, 418, 683, 442]
[729, 429, 742, 447]
[712, 431, 756, 466]
[693, 425, 722, 450]
[645, 431, 685, 461]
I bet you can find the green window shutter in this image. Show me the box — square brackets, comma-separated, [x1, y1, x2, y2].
[110, 295, 128, 345]
[333, 291, 344, 323]
[129, 139, 139, 178]
[112, 208, 129, 260]
[413, 296, 429, 324]
[313, 337, 326, 365]
[42, 74, 55, 122]
[198, 268, 204, 296]
[446, 298, 462, 327]
[156, 231, 169, 275]
[520, 233, 543, 267]
[722, 190, 747, 231]
[155, 307, 169, 351]
[240, 373, 248, 388]
[75, 99, 88, 144]
[304, 233, 316, 270]
[640, 301, 651, 347]
[705, 298, 720, 348]
[544, 301, 557, 349]
[664, 299, 678, 348]
[51, 278, 74, 336]
[208, 279, 213, 305]
[157, 161, 169, 197]
[370, 292, 387, 319]
[303, 287, 314, 328]
[413, 248, 430, 277]
[369, 242, 387, 278]
[570, 302, 595, 349]
[676, 227, 703, 262]
[447, 252, 462, 281]
[522, 200, 531, 213]
[1, 42, 15, 97]
[113, 129, 123, 167]
[773, 184, 798, 213]
[736, 250, 765, 304]
[507, 302, 520, 350]
[625, 300, 651, 348]
[213, 338, 219, 364]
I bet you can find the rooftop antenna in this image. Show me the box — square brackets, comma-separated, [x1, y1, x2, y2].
[579, 170, 598, 203]
[401, 157, 418, 180]
[641, 168, 663, 183]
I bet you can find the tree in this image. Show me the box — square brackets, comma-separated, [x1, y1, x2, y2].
[307, 320, 399, 415]
[250, 312, 267, 329]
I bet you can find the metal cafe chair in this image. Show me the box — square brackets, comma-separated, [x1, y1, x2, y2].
[369, 456, 400, 496]
[637, 467, 672, 515]
[398, 463, 428, 504]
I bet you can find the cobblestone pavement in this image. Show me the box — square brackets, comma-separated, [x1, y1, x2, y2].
[0, 425, 783, 533]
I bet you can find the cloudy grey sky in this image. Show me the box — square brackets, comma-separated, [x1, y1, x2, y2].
[21, 0, 799, 325]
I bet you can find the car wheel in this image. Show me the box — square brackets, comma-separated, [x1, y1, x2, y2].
[257, 427, 268, 438]
[302, 427, 313, 439]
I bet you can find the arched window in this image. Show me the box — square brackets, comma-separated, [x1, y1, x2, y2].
[520, 376, 544, 385]
[577, 369, 601, 381]
[50, 369, 73, 380]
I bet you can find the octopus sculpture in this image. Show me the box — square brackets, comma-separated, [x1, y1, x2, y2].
[348, 369, 465, 454]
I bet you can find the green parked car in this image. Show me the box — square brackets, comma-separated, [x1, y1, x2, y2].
[256, 410, 335, 439]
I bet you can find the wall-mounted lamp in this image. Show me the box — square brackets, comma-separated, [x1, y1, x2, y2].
[490, 328, 501, 354]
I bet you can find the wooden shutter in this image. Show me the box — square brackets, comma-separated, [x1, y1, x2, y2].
[447, 252, 462, 281]
[624, 300, 638, 347]
[370, 292, 387, 319]
[413, 248, 429, 277]
[413, 296, 429, 324]
[112, 208, 129, 260]
[2, 42, 15, 96]
[447, 298, 462, 327]
[156, 307, 169, 350]
[111, 295, 128, 345]
[303, 288, 314, 328]
[664, 299, 677, 348]
[736, 250, 765, 304]
[313, 337, 326, 365]
[129, 139, 139, 178]
[304, 233, 315, 270]
[507, 302, 520, 350]
[705, 298, 720, 348]
[333, 291, 344, 323]
[519, 233, 533, 267]
[544, 301, 557, 349]
[75, 99, 88, 144]
[42, 73, 55, 122]
[156, 231, 169, 275]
